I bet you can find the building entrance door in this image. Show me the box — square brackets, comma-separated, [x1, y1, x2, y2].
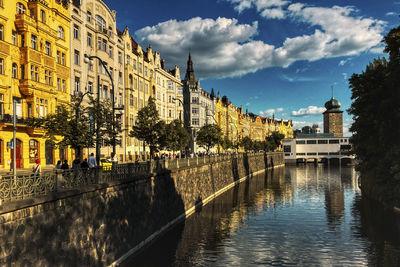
[11, 139, 22, 168]
[45, 141, 54, 165]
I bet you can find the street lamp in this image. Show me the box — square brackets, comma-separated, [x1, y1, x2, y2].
[84, 54, 121, 162]
[172, 97, 184, 122]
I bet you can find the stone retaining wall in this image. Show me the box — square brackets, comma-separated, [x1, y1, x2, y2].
[0, 153, 283, 266]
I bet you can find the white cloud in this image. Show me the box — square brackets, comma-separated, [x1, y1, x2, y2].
[292, 120, 322, 130]
[339, 58, 352, 66]
[342, 73, 348, 80]
[259, 107, 284, 116]
[135, 3, 385, 79]
[280, 74, 317, 82]
[386, 12, 397, 16]
[291, 106, 326, 117]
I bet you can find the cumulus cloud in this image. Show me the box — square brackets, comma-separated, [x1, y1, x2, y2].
[280, 74, 317, 82]
[135, 3, 385, 79]
[386, 12, 397, 16]
[259, 107, 284, 116]
[292, 120, 322, 130]
[291, 106, 326, 117]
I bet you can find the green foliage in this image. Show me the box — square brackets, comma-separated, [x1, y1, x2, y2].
[164, 119, 190, 153]
[241, 136, 253, 152]
[196, 124, 223, 153]
[348, 25, 400, 201]
[266, 131, 285, 152]
[130, 97, 166, 157]
[221, 136, 233, 151]
[26, 95, 121, 156]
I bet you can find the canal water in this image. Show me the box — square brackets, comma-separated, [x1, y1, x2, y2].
[123, 165, 400, 266]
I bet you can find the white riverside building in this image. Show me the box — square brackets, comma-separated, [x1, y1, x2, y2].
[283, 133, 354, 164]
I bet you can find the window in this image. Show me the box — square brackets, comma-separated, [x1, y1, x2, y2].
[129, 75, 133, 89]
[40, 10, 45, 23]
[306, 140, 316, 144]
[283, 145, 291, 152]
[192, 118, 199, 125]
[74, 50, 80, 65]
[31, 34, 37, 50]
[139, 63, 142, 73]
[150, 70, 153, 78]
[74, 77, 80, 94]
[133, 59, 136, 69]
[61, 53, 65, 65]
[108, 26, 112, 37]
[102, 39, 107, 52]
[102, 85, 108, 99]
[192, 97, 199, 104]
[12, 63, 17, 78]
[48, 71, 52, 85]
[88, 81, 93, 93]
[57, 51, 60, 63]
[45, 41, 51, 56]
[62, 79, 66, 92]
[12, 31, 17, 45]
[16, 3, 26, 14]
[57, 78, 61, 91]
[109, 46, 113, 58]
[126, 55, 130, 65]
[296, 140, 305, 144]
[192, 108, 199, 114]
[130, 94, 133, 106]
[329, 139, 340, 144]
[45, 70, 48, 84]
[0, 25, 3, 41]
[20, 34, 25, 47]
[87, 33, 92, 46]
[169, 110, 172, 118]
[29, 140, 39, 163]
[87, 11, 92, 22]
[118, 72, 122, 84]
[97, 37, 101, 50]
[318, 140, 328, 144]
[95, 15, 106, 32]
[73, 24, 79, 39]
[144, 66, 148, 76]
[58, 27, 64, 39]
[29, 8, 34, 18]
[0, 58, 3, 74]
[118, 52, 122, 63]
[168, 82, 174, 90]
[0, 94, 3, 119]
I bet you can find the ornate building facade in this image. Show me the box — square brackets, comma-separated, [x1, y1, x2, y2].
[0, 0, 71, 169]
[70, 0, 125, 161]
[182, 53, 215, 153]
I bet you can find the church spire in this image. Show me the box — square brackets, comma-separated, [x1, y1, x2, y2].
[185, 52, 196, 85]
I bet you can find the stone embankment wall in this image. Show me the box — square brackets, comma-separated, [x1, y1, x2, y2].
[0, 153, 283, 266]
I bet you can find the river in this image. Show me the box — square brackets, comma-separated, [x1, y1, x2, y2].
[122, 165, 400, 266]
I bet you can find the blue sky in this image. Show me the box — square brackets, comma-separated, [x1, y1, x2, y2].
[105, 0, 399, 135]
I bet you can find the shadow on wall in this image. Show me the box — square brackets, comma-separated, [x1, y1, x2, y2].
[0, 167, 186, 266]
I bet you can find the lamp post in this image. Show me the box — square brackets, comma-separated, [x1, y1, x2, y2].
[172, 97, 184, 122]
[84, 54, 121, 162]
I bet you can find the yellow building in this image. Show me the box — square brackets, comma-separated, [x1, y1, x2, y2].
[0, 0, 71, 170]
[121, 28, 155, 161]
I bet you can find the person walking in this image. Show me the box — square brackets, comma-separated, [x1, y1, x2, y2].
[61, 160, 69, 169]
[88, 153, 97, 169]
[32, 159, 41, 177]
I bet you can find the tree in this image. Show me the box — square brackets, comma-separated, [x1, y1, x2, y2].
[130, 97, 166, 158]
[348, 25, 400, 205]
[27, 95, 120, 158]
[196, 124, 222, 153]
[221, 136, 233, 151]
[164, 119, 190, 156]
[241, 136, 253, 152]
[266, 131, 285, 151]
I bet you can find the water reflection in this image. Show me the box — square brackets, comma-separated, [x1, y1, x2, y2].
[123, 166, 400, 267]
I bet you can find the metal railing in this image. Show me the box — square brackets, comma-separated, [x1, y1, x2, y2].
[0, 152, 269, 203]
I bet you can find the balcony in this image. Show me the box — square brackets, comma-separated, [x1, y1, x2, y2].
[15, 13, 35, 32]
[20, 47, 42, 65]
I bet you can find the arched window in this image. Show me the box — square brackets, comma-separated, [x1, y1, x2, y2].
[16, 3, 26, 14]
[58, 26, 64, 39]
[29, 139, 39, 163]
[95, 15, 106, 32]
[12, 63, 18, 78]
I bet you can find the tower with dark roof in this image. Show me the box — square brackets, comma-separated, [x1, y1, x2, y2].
[323, 95, 343, 137]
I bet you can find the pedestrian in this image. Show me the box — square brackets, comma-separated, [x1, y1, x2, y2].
[88, 153, 97, 168]
[111, 152, 118, 164]
[61, 160, 69, 169]
[72, 157, 81, 170]
[55, 160, 62, 169]
[32, 159, 41, 177]
[80, 158, 89, 169]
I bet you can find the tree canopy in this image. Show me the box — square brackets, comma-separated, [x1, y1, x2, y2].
[348, 25, 400, 204]
[196, 124, 223, 153]
[164, 119, 190, 154]
[130, 97, 166, 157]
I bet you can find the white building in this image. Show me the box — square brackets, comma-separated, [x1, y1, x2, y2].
[283, 133, 354, 164]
